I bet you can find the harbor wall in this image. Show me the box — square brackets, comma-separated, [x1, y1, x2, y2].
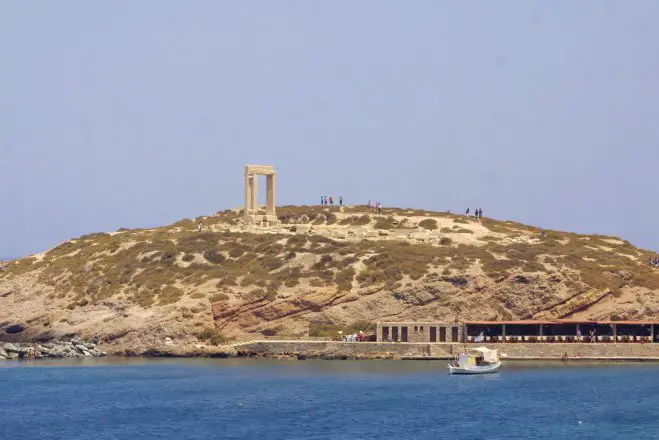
[236, 341, 659, 360]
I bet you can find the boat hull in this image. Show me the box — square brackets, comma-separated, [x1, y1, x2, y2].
[448, 361, 501, 375]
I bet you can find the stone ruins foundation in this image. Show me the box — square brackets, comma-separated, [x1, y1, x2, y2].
[244, 165, 279, 226]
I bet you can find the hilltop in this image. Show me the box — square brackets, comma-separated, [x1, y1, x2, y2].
[1, 205, 658, 354]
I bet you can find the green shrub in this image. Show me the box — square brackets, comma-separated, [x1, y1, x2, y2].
[246, 288, 267, 302]
[308, 322, 339, 338]
[158, 286, 184, 305]
[374, 216, 396, 230]
[197, 328, 230, 345]
[229, 245, 247, 258]
[355, 215, 371, 225]
[210, 293, 229, 302]
[335, 267, 356, 291]
[309, 278, 324, 287]
[203, 250, 226, 264]
[419, 219, 438, 230]
[440, 237, 452, 246]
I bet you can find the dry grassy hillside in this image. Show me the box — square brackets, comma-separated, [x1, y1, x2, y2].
[1, 205, 658, 353]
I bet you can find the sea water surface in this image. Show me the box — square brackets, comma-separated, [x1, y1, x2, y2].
[1, 358, 658, 440]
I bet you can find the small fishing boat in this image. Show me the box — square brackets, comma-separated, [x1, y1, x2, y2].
[448, 347, 501, 374]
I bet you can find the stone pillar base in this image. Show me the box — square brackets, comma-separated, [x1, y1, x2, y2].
[243, 215, 280, 227]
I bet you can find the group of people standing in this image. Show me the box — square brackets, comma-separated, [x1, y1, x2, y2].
[320, 196, 342, 206]
[367, 200, 383, 214]
[466, 208, 484, 218]
[649, 257, 659, 267]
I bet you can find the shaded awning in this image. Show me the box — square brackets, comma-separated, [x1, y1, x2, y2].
[463, 320, 555, 325]
[463, 320, 659, 325]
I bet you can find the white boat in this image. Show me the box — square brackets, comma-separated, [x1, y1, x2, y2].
[448, 347, 501, 374]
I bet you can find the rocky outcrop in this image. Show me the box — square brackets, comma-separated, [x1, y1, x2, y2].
[0, 205, 657, 348]
[0, 339, 106, 360]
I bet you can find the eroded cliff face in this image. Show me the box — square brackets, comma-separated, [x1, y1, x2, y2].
[1, 206, 657, 352]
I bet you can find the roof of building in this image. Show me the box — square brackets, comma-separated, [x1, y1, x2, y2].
[463, 319, 659, 326]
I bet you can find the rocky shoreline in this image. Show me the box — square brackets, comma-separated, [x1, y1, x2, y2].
[0, 339, 106, 360]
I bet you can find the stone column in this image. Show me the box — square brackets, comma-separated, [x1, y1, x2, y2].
[650, 324, 655, 342]
[244, 169, 252, 218]
[266, 173, 276, 216]
[612, 324, 617, 342]
[250, 176, 258, 214]
[502, 323, 506, 342]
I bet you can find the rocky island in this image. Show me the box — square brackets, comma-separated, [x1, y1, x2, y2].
[1, 199, 658, 359]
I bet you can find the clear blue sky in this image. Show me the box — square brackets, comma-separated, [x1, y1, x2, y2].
[2, 1, 658, 258]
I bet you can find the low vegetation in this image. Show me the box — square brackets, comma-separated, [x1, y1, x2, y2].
[2, 205, 656, 320]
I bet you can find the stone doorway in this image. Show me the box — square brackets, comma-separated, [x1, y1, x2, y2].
[244, 165, 279, 226]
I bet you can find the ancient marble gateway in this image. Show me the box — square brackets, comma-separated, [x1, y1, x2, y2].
[244, 165, 279, 226]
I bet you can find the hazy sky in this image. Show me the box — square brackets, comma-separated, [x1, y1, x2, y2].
[2, 1, 658, 258]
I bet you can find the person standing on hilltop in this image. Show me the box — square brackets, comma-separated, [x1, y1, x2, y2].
[329, 196, 334, 206]
[466, 208, 470, 216]
[339, 196, 343, 206]
[197, 223, 202, 233]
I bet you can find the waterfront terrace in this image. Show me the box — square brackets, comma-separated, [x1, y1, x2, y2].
[376, 320, 659, 343]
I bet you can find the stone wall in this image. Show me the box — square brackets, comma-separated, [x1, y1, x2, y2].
[238, 341, 659, 360]
[238, 341, 453, 359]
[475, 343, 659, 359]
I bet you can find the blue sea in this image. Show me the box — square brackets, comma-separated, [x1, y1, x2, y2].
[1, 358, 658, 440]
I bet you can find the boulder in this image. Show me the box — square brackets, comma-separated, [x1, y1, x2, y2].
[74, 344, 88, 353]
[0, 348, 7, 359]
[3, 343, 21, 353]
